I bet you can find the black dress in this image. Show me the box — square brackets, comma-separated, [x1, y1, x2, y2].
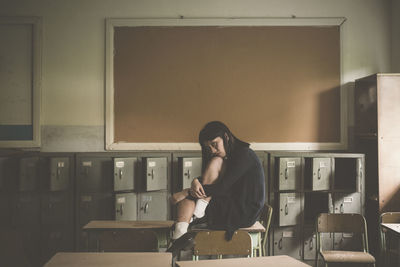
[201, 145, 266, 240]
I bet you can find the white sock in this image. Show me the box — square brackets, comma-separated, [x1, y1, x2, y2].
[172, 222, 189, 240]
[193, 199, 209, 219]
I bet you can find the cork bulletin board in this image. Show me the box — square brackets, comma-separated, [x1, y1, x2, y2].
[106, 19, 344, 150]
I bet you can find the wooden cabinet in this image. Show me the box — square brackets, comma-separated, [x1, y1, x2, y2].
[354, 73, 400, 258]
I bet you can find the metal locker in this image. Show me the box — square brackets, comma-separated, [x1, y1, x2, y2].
[138, 191, 168, 220]
[278, 193, 302, 226]
[40, 226, 73, 265]
[19, 157, 39, 192]
[333, 192, 361, 214]
[14, 193, 40, 228]
[114, 157, 136, 192]
[41, 193, 70, 225]
[77, 157, 113, 193]
[144, 157, 168, 191]
[0, 157, 6, 190]
[115, 192, 137, 220]
[49, 157, 70, 191]
[303, 226, 333, 260]
[277, 158, 301, 191]
[78, 193, 114, 227]
[180, 157, 202, 190]
[272, 226, 302, 259]
[311, 158, 331, 191]
[333, 232, 363, 251]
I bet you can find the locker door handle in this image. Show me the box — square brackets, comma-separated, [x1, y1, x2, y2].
[309, 238, 313, 250]
[340, 203, 344, 213]
[285, 204, 288, 215]
[144, 202, 149, 213]
[278, 238, 283, 249]
[187, 170, 191, 179]
[149, 169, 154, 179]
[119, 169, 123, 179]
[84, 168, 89, 176]
[118, 204, 123, 215]
[57, 168, 61, 178]
[318, 168, 321, 180]
[285, 168, 289, 180]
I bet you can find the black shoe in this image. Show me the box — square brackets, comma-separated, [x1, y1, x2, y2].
[189, 216, 208, 227]
[167, 232, 196, 257]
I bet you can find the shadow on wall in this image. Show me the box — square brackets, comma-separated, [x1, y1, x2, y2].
[317, 85, 341, 143]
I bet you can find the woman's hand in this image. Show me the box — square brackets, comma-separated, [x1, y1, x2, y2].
[190, 178, 206, 198]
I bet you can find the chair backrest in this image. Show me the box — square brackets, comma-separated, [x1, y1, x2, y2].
[317, 213, 366, 234]
[259, 204, 273, 256]
[381, 212, 400, 223]
[316, 213, 369, 253]
[193, 231, 252, 256]
[98, 229, 158, 252]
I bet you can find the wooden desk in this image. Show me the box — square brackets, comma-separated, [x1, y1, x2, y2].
[83, 220, 174, 251]
[381, 223, 400, 265]
[44, 252, 172, 267]
[176, 255, 310, 267]
[191, 222, 265, 258]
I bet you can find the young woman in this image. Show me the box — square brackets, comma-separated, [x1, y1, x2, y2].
[170, 121, 266, 242]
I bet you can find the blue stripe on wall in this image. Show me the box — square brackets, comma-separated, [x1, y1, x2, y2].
[0, 125, 33, 140]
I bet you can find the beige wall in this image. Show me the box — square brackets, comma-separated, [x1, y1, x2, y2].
[393, 0, 400, 72]
[0, 0, 393, 151]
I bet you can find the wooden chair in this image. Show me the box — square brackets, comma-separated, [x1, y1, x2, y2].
[192, 230, 252, 260]
[315, 213, 376, 267]
[380, 212, 400, 266]
[254, 203, 273, 257]
[98, 229, 158, 252]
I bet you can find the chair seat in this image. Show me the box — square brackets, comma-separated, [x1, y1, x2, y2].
[321, 250, 376, 263]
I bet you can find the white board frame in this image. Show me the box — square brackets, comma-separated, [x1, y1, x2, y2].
[0, 16, 42, 148]
[105, 17, 346, 151]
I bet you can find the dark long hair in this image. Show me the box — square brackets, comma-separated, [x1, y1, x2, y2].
[198, 121, 249, 172]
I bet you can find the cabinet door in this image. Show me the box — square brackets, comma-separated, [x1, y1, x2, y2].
[278, 193, 302, 226]
[303, 226, 333, 260]
[14, 193, 40, 228]
[41, 192, 70, 225]
[272, 226, 302, 259]
[181, 157, 202, 190]
[19, 157, 39, 192]
[78, 193, 114, 226]
[144, 158, 168, 191]
[333, 232, 363, 251]
[49, 157, 70, 191]
[115, 192, 137, 220]
[333, 192, 361, 214]
[277, 158, 301, 191]
[40, 225, 73, 265]
[114, 158, 136, 192]
[77, 158, 113, 193]
[138, 191, 168, 220]
[312, 158, 331, 191]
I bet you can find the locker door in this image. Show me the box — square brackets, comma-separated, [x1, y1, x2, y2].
[14, 193, 40, 228]
[115, 192, 137, 220]
[114, 157, 136, 192]
[277, 158, 301, 191]
[77, 157, 113, 193]
[303, 226, 333, 260]
[311, 158, 331, 191]
[273, 226, 302, 259]
[333, 232, 363, 251]
[144, 158, 168, 191]
[41, 193, 70, 225]
[181, 157, 202, 190]
[278, 193, 302, 226]
[333, 192, 361, 214]
[40, 225, 73, 265]
[138, 191, 168, 220]
[0, 157, 6, 190]
[49, 157, 70, 191]
[19, 157, 39, 192]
